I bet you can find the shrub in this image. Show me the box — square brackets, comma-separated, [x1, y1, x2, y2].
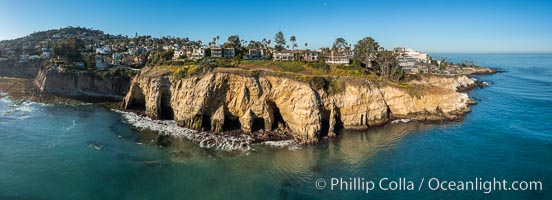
[308, 62, 330, 71]
[407, 85, 423, 99]
[172, 65, 200, 80]
[274, 61, 304, 72]
[327, 77, 345, 94]
[309, 76, 327, 90]
[251, 70, 261, 77]
[405, 73, 422, 81]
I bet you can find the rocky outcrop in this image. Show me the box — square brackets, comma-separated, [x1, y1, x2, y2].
[35, 66, 132, 101]
[122, 69, 477, 143]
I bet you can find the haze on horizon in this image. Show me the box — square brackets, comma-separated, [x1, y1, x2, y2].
[0, 0, 551, 53]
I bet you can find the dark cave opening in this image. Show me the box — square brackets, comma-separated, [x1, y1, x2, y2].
[268, 101, 287, 130]
[333, 110, 344, 133]
[319, 109, 331, 138]
[201, 115, 212, 131]
[223, 115, 242, 131]
[130, 98, 145, 110]
[159, 94, 173, 120]
[128, 86, 145, 111]
[320, 119, 330, 138]
[251, 118, 265, 132]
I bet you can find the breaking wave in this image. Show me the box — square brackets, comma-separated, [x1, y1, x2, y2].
[390, 119, 411, 124]
[113, 109, 253, 151]
[259, 140, 301, 150]
[0, 94, 46, 119]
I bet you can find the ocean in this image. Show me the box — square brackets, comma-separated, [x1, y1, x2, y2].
[0, 54, 551, 199]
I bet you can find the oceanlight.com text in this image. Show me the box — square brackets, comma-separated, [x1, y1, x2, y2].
[314, 177, 542, 194]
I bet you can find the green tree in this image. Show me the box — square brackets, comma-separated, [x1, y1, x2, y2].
[332, 37, 348, 51]
[353, 37, 380, 69]
[274, 31, 286, 51]
[84, 53, 96, 68]
[248, 40, 263, 49]
[290, 35, 296, 51]
[162, 49, 174, 61]
[262, 38, 271, 49]
[375, 49, 403, 81]
[53, 37, 85, 62]
[224, 35, 241, 49]
[224, 35, 242, 57]
[304, 43, 308, 50]
[212, 35, 220, 47]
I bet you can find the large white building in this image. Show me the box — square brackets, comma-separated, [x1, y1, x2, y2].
[393, 47, 430, 67]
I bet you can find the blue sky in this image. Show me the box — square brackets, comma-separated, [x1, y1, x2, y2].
[0, 0, 551, 53]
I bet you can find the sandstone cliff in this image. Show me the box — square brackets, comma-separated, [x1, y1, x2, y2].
[35, 66, 133, 101]
[122, 68, 477, 143]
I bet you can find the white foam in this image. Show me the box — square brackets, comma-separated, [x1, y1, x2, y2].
[113, 109, 253, 151]
[11, 101, 45, 113]
[64, 119, 77, 130]
[260, 139, 301, 151]
[390, 119, 411, 124]
[0, 96, 45, 119]
[0, 94, 12, 104]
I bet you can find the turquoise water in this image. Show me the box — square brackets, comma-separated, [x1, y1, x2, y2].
[1, 54, 551, 199]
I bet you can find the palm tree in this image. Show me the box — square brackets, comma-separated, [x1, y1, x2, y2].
[290, 35, 296, 51]
[305, 43, 308, 50]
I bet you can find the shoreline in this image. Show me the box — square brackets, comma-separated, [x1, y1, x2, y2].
[116, 108, 299, 151]
[0, 67, 491, 150]
[0, 76, 85, 104]
[0, 77, 300, 151]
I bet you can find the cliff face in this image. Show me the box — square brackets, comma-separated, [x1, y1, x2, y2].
[122, 70, 476, 143]
[0, 61, 41, 78]
[35, 67, 132, 101]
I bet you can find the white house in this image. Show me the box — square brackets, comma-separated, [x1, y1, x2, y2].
[95, 46, 112, 54]
[173, 50, 186, 60]
[191, 47, 205, 60]
[29, 55, 41, 60]
[244, 48, 268, 60]
[303, 50, 319, 62]
[325, 48, 352, 64]
[95, 55, 107, 69]
[40, 51, 52, 59]
[211, 48, 223, 58]
[112, 53, 122, 65]
[273, 50, 294, 61]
